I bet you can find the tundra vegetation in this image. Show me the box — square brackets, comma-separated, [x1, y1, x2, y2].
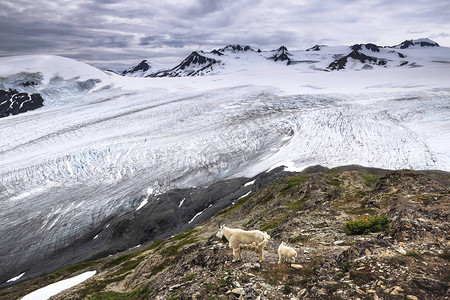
[2, 166, 449, 300]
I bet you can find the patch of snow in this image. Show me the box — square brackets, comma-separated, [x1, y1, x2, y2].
[178, 198, 185, 207]
[6, 272, 25, 283]
[238, 191, 252, 200]
[244, 180, 255, 187]
[135, 198, 148, 211]
[21, 270, 96, 300]
[188, 204, 212, 224]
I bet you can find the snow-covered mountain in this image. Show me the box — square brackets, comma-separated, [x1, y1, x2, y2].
[122, 39, 446, 77]
[121, 59, 153, 77]
[0, 39, 449, 287]
[394, 38, 439, 49]
[150, 51, 220, 77]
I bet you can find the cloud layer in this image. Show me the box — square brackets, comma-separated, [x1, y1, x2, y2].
[0, 0, 449, 71]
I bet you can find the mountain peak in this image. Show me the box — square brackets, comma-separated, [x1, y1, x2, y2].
[122, 60, 151, 76]
[276, 45, 288, 52]
[271, 45, 291, 64]
[149, 51, 219, 77]
[306, 44, 326, 51]
[395, 38, 439, 49]
[218, 44, 254, 52]
[350, 43, 381, 52]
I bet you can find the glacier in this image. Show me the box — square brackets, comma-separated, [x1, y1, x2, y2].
[0, 49, 449, 286]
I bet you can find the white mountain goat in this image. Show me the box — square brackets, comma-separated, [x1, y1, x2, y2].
[278, 241, 297, 264]
[216, 225, 270, 262]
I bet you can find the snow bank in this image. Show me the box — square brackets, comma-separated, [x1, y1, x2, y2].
[21, 270, 96, 300]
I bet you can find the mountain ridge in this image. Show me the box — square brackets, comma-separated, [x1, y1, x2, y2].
[2, 165, 448, 299]
[122, 38, 443, 77]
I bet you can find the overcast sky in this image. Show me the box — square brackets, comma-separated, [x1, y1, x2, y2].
[1, 0, 449, 71]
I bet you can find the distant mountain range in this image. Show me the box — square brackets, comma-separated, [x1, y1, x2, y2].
[122, 38, 440, 77]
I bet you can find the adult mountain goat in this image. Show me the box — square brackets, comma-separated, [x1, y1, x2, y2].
[216, 225, 270, 262]
[278, 241, 297, 264]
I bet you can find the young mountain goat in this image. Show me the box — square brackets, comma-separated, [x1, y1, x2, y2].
[278, 241, 297, 264]
[216, 225, 270, 262]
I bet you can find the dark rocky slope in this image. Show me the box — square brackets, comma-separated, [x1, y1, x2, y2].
[0, 89, 44, 118]
[0, 167, 287, 290]
[121, 60, 151, 76]
[149, 51, 220, 77]
[1, 165, 449, 299]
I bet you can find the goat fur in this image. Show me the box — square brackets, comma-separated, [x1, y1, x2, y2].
[216, 225, 270, 262]
[278, 241, 297, 264]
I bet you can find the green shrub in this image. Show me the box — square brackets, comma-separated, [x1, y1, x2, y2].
[405, 251, 423, 259]
[344, 215, 390, 235]
[362, 173, 381, 186]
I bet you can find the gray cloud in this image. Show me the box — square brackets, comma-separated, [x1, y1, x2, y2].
[0, 0, 449, 71]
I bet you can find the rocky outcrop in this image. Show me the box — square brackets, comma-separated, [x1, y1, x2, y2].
[4, 166, 449, 299]
[0, 89, 44, 118]
[350, 43, 381, 52]
[121, 60, 151, 76]
[218, 44, 254, 53]
[306, 45, 324, 51]
[270, 46, 292, 64]
[328, 49, 386, 70]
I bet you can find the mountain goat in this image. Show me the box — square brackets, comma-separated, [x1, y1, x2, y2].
[278, 242, 297, 264]
[216, 225, 270, 262]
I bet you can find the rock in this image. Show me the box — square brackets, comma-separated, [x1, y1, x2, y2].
[242, 262, 260, 269]
[364, 249, 372, 256]
[366, 289, 376, 294]
[355, 287, 366, 295]
[297, 288, 307, 298]
[169, 283, 181, 291]
[390, 286, 404, 295]
[334, 240, 345, 245]
[231, 287, 244, 295]
[291, 264, 303, 269]
[397, 247, 407, 255]
[407, 296, 418, 300]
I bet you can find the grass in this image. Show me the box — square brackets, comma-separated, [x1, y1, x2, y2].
[344, 214, 390, 235]
[288, 235, 311, 243]
[104, 252, 144, 270]
[89, 284, 150, 300]
[349, 267, 376, 286]
[326, 172, 341, 187]
[182, 272, 198, 282]
[286, 199, 306, 211]
[313, 221, 328, 228]
[387, 255, 408, 268]
[260, 216, 285, 232]
[281, 175, 310, 194]
[362, 173, 381, 186]
[405, 250, 423, 259]
[263, 264, 313, 286]
[283, 279, 295, 294]
[345, 207, 376, 215]
[341, 262, 353, 272]
[149, 259, 173, 277]
[217, 193, 254, 216]
[161, 228, 199, 257]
